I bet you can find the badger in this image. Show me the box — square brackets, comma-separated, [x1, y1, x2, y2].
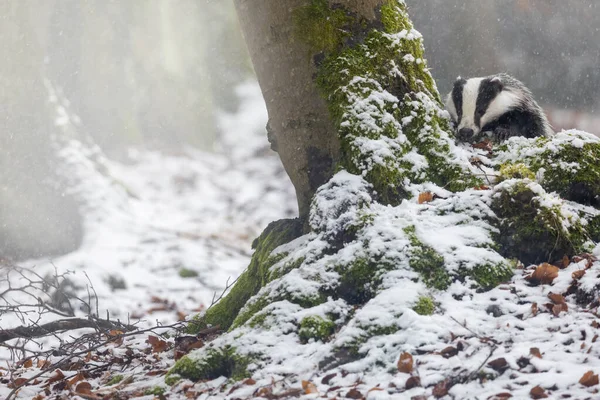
[445, 73, 552, 142]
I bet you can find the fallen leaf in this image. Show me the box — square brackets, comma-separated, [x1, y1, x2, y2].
[433, 379, 450, 398]
[345, 388, 363, 399]
[530, 348, 542, 359]
[37, 359, 51, 369]
[8, 377, 28, 389]
[46, 369, 65, 385]
[579, 370, 599, 387]
[68, 372, 86, 387]
[474, 185, 491, 191]
[488, 393, 513, 399]
[531, 302, 538, 316]
[548, 292, 565, 304]
[527, 263, 559, 285]
[405, 376, 421, 389]
[572, 270, 586, 280]
[32, 395, 45, 400]
[529, 385, 548, 399]
[75, 381, 93, 394]
[243, 378, 256, 385]
[441, 346, 458, 359]
[321, 373, 337, 385]
[487, 358, 509, 373]
[22, 359, 33, 368]
[418, 192, 434, 204]
[146, 335, 169, 353]
[397, 352, 414, 373]
[367, 386, 383, 394]
[552, 303, 568, 316]
[473, 139, 493, 151]
[302, 380, 318, 394]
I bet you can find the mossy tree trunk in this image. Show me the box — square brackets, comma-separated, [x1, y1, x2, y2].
[233, 0, 385, 219]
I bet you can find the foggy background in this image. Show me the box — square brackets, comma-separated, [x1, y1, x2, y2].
[1, 0, 600, 262]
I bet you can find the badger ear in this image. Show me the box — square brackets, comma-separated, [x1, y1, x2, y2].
[489, 76, 504, 91]
[454, 76, 467, 86]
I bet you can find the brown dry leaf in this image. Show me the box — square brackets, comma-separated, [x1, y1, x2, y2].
[488, 393, 513, 399]
[32, 395, 45, 400]
[572, 269, 586, 280]
[21, 359, 33, 368]
[405, 376, 421, 389]
[255, 387, 272, 397]
[177, 311, 187, 321]
[579, 370, 599, 387]
[367, 386, 383, 394]
[243, 378, 256, 385]
[552, 303, 568, 316]
[530, 348, 542, 359]
[432, 379, 450, 398]
[547, 292, 565, 304]
[46, 369, 66, 385]
[530, 385, 548, 399]
[560, 255, 570, 268]
[68, 372, 86, 387]
[441, 346, 459, 359]
[397, 352, 414, 373]
[472, 139, 493, 151]
[321, 373, 337, 385]
[75, 381, 93, 394]
[474, 185, 491, 191]
[531, 302, 538, 316]
[487, 358, 508, 372]
[527, 263, 559, 285]
[146, 335, 169, 353]
[8, 377, 28, 389]
[418, 192, 434, 204]
[36, 359, 51, 369]
[302, 380, 318, 394]
[345, 388, 363, 399]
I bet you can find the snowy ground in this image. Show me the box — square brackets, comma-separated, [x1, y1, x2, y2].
[4, 84, 600, 400]
[0, 82, 296, 397]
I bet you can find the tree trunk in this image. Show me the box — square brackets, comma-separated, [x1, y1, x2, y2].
[233, 0, 383, 219]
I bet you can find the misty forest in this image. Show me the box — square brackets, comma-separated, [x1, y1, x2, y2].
[2, 1, 600, 399]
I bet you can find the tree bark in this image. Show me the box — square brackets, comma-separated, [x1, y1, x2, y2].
[233, 0, 384, 219]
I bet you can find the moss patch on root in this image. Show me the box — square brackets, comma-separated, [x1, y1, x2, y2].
[491, 179, 589, 265]
[412, 296, 435, 315]
[167, 346, 250, 383]
[299, 315, 336, 343]
[187, 218, 303, 334]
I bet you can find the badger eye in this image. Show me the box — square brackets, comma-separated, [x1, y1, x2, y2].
[475, 109, 485, 117]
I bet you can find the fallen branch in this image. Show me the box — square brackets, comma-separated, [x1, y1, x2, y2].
[0, 317, 137, 343]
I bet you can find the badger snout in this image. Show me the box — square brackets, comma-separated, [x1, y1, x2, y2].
[457, 128, 474, 141]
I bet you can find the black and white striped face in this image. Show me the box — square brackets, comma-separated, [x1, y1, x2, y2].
[446, 76, 521, 141]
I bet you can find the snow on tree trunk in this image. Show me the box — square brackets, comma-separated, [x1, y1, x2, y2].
[171, 0, 600, 391]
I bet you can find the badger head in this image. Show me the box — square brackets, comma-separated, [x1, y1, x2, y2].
[445, 75, 522, 142]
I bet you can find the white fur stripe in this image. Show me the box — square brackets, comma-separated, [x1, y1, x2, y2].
[458, 78, 483, 132]
[480, 90, 521, 129]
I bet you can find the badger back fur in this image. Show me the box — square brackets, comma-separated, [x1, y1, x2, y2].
[445, 73, 552, 142]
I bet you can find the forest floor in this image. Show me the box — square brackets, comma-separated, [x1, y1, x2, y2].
[3, 84, 600, 400]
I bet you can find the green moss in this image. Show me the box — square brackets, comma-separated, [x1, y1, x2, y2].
[107, 375, 124, 385]
[298, 315, 336, 343]
[292, 0, 352, 54]
[336, 256, 393, 304]
[412, 296, 435, 315]
[404, 226, 451, 290]
[457, 262, 514, 290]
[168, 346, 250, 383]
[187, 218, 303, 334]
[498, 163, 535, 181]
[164, 374, 181, 386]
[144, 386, 165, 396]
[232, 290, 326, 329]
[379, 0, 411, 33]
[492, 180, 589, 265]
[267, 256, 305, 282]
[315, 19, 478, 204]
[179, 268, 199, 278]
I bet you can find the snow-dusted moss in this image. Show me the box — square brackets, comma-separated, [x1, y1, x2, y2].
[495, 130, 600, 207]
[412, 296, 435, 315]
[491, 179, 590, 265]
[168, 345, 250, 382]
[292, 0, 352, 54]
[188, 218, 303, 334]
[298, 315, 336, 343]
[315, 2, 478, 205]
